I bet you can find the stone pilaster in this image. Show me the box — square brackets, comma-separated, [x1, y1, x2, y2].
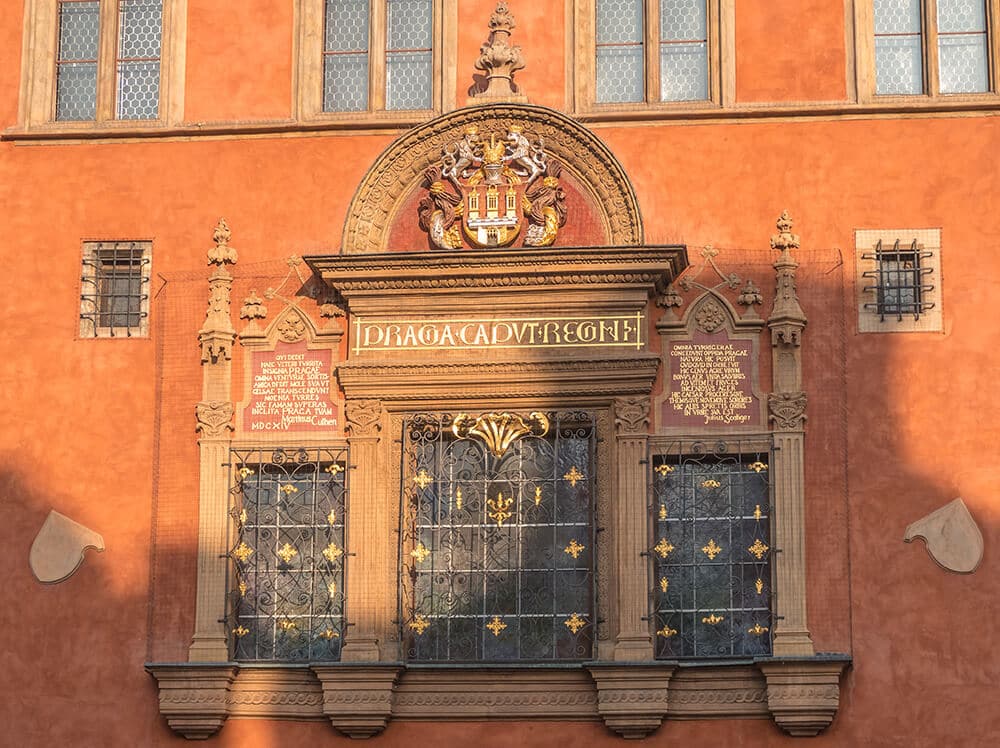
[189, 220, 238, 663]
[767, 212, 813, 657]
[611, 397, 653, 661]
[341, 399, 387, 662]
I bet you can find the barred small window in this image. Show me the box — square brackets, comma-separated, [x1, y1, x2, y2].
[228, 447, 349, 663]
[400, 412, 596, 662]
[651, 443, 773, 659]
[79, 241, 151, 338]
[862, 238, 935, 321]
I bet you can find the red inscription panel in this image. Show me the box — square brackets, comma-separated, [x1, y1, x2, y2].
[244, 341, 338, 432]
[662, 330, 761, 428]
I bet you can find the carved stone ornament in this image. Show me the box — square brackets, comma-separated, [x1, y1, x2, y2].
[312, 666, 402, 739]
[613, 396, 650, 436]
[588, 665, 674, 739]
[904, 498, 984, 573]
[419, 124, 567, 249]
[276, 310, 308, 343]
[471, 2, 527, 101]
[29, 510, 104, 584]
[758, 659, 850, 737]
[768, 392, 807, 431]
[207, 218, 238, 265]
[147, 664, 239, 740]
[345, 399, 383, 437]
[199, 219, 238, 363]
[195, 401, 235, 438]
[239, 290, 267, 321]
[693, 296, 727, 333]
[343, 104, 643, 253]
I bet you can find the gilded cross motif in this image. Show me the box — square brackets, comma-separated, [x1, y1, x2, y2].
[564, 613, 587, 634]
[322, 542, 344, 562]
[486, 616, 507, 636]
[232, 542, 254, 563]
[748, 539, 769, 560]
[413, 470, 433, 489]
[701, 539, 722, 560]
[487, 492, 514, 527]
[411, 542, 431, 563]
[409, 615, 431, 636]
[654, 538, 675, 558]
[563, 539, 585, 559]
[563, 466, 584, 487]
[276, 543, 298, 564]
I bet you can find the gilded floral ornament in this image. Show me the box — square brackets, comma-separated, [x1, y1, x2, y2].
[278, 619, 297, 632]
[319, 628, 340, 640]
[322, 542, 344, 563]
[701, 479, 721, 489]
[276, 543, 299, 564]
[487, 492, 515, 527]
[655, 464, 675, 477]
[232, 625, 249, 638]
[755, 578, 765, 595]
[413, 469, 434, 490]
[452, 411, 549, 458]
[563, 539, 586, 559]
[659, 504, 667, 521]
[748, 538, 769, 560]
[654, 538, 675, 558]
[657, 624, 677, 638]
[411, 543, 431, 563]
[747, 623, 770, 636]
[232, 542, 254, 563]
[563, 466, 584, 488]
[238, 466, 254, 479]
[701, 539, 722, 560]
[279, 484, 299, 497]
[748, 461, 768, 473]
[325, 463, 345, 476]
[660, 577, 669, 593]
[702, 614, 724, 625]
[409, 615, 431, 636]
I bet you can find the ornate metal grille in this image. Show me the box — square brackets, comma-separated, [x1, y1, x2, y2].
[56, 0, 101, 121]
[115, 0, 163, 119]
[400, 411, 596, 662]
[79, 241, 151, 337]
[651, 441, 773, 659]
[862, 238, 935, 321]
[228, 446, 348, 662]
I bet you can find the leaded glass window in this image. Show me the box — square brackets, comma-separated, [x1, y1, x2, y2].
[874, 0, 990, 95]
[595, 0, 712, 104]
[386, 0, 433, 110]
[79, 240, 151, 337]
[651, 443, 773, 659]
[324, 0, 371, 111]
[54, 0, 163, 121]
[400, 412, 595, 662]
[228, 447, 349, 662]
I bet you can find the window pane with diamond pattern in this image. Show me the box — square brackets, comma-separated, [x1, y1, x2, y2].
[56, 1, 101, 120]
[116, 0, 162, 119]
[596, 0, 645, 103]
[401, 413, 595, 662]
[652, 447, 772, 659]
[874, 0, 924, 94]
[324, 0, 371, 111]
[937, 0, 988, 93]
[229, 447, 348, 662]
[386, 0, 433, 110]
[659, 0, 709, 100]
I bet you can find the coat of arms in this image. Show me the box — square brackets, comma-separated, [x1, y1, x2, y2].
[418, 125, 567, 249]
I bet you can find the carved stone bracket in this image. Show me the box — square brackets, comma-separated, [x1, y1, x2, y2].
[758, 658, 851, 737]
[613, 396, 650, 436]
[345, 399, 383, 437]
[146, 663, 238, 740]
[768, 392, 807, 431]
[195, 401, 234, 438]
[587, 665, 674, 739]
[311, 665, 402, 739]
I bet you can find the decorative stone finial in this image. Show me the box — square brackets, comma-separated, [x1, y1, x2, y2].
[239, 290, 267, 321]
[770, 210, 800, 256]
[470, 2, 527, 102]
[208, 218, 238, 265]
[738, 279, 764, 308]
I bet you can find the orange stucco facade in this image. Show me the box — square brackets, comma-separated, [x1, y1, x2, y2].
[2, 1, 998, 745]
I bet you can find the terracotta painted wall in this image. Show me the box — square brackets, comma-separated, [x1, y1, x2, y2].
[2, 1, 998, 745]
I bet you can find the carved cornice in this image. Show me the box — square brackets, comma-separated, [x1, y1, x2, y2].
[339, 104, 645, 252]
[345, 399, 383, 437]
[337, 356, 661, 402]
[613, 396, 650, 436]
[195, 401, 235, 438]
[768, 392, 808, 431]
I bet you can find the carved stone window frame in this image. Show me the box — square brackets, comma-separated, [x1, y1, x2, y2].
[294, 0, 458, 124]
[570, 0, 736, 116]
[852, 0, 1000, 103]
[16, 0, 187, 133]
[855, 228, 943, 333]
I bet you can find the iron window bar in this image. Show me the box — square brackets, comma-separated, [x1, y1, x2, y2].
[79, 242, 150, 337]
[862, 239, 935, 322]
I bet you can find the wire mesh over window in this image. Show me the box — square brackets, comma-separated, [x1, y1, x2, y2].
[324, 0, 370, 111]
[862, 239, 936, 321]
[400, 412, 596, 662]
[79, 241, 151, 337]
[228, 446, 349, 663]
[659, 0, 709, 101]
[596, 0, 645, 103]
[937, 0, 989, 93]
[651, 442, 772, 659]
[386, 0, 433, 110]
[115, 0, 162, 119]
[874, 0, 924, 94]
[56, 0, 101, 120]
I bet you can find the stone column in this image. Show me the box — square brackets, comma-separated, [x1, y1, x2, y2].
[341, 399, 387, 662]
[611, 396, 654, 661]
[188, 220, 238, 663]
[766, 212, 814, 657]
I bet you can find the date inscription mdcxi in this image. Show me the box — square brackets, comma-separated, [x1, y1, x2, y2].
[662, 331, 761, 428]
[244, 341, 339, 432]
